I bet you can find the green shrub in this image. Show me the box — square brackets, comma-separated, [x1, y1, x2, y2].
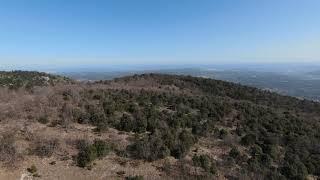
[281, 154, 308, 179]
[229, 147, 240, 159]
[263, 145, 279, 159]
[37, 116, 49, 124]
[103, 101, 116, 116]
[192, 154, 216, 175]
[281, 161, 308, 180]
[117, 114, 135, 132]
[192, 154, 210, 171]
[305, 154, 320, 175]
[77, 140, 111, 167]
[250, 145, 263, 157]
[86, 104, 107, 129]
[128, 129, 196, 161]
[27, 164, 37, 174]
[260, 154, 272, 167]
[219, 129, 228, 139]
[171, 130, 196, 159]
[77, 146, 97, 168]
[129, 131, 170, 161]
[247, 157, 261, 172]
[93, 140, 111, 158]
[241, 134, 256, 146]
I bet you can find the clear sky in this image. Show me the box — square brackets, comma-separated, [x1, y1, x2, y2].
[0, 0, 319, 68]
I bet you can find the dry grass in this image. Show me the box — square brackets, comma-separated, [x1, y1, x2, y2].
[32, 138, 59, 158]
[0, 132, 20, 167]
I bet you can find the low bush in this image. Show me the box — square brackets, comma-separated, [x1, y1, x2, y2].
[33, 138, 59, 157]
[192, 154, 216, 174]
[77, 140, 111, 167]
[229, 147, 241, 159]
[219, 129, 228, 139]
[37, 115, 49, 124]
[241, 134, 256, 146]
[27, 164, 37, 174]
[27, 164, 41, 177]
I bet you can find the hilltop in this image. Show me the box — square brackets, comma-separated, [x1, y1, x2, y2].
[0, 72, 319, 180]
[0, 71, 72, 89]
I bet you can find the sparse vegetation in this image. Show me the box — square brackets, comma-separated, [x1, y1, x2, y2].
[33, 138, 59, 157]
[27, 164, 41, 177]
[0, 133, 18, 165]
[0, 71, 72, 89]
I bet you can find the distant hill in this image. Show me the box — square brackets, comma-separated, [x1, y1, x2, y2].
[0, 71, 72, 89]
[0, 73, 319, 179]
[61, 69, 320, 101]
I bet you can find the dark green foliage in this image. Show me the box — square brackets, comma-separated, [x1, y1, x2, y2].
[192, 154, 216, 174]
[229, 147, 240, 159]
[117, 113, 147, 133]
[76, 140, 111, 167]
[102, 100, 116, 116]
[85, 104, 108, 132]
[281, 158, 308, 179]
[37, 116, 49, 124]
[260, 154, 272, 167]
[241, 134, 256, 145]
[219, 129, 228, 139]
[55, 73, 319, 179]
[250, 145, 263, 157]
[128, 74, 320, 114]
[117, 113, 135, 132]
[93, 140, 110, 158]
[128, 129, 196, 161]
[304, 154, 320, 175]
[171, 130, 197, 159]
[263, 144, 279, 159]
[192, 154, 210, 171]
[77, 147, 96, 168]
[128, 131, 170, 161]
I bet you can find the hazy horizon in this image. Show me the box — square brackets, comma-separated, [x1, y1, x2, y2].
[1, 62, 320, 73]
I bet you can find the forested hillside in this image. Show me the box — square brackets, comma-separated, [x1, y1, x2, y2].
[0, 72, 319, 180]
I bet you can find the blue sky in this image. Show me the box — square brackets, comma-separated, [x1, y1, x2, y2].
[0, 0, 319, 68]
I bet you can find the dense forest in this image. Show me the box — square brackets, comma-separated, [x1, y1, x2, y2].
[0, 71, 319, 179]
